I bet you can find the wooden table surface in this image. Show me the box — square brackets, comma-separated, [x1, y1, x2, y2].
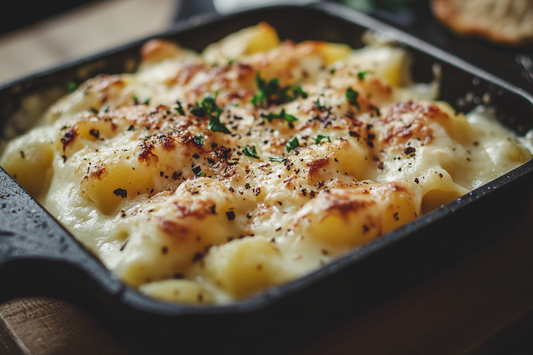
[2, 1, 533, 354]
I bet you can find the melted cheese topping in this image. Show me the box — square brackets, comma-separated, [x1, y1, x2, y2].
[1, 23, 530, 304]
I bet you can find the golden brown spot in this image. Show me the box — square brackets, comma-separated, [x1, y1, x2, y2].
[140, 39, 181, 63]
[138, 142, 158, 163]
[89, 166, 106, 180]
[173, 200, 217, 220]
[236, 63, 254, 80]
[157, 134, 176, 152]
[321, 194, 375, 221]
[379, 101, 440, 146]
[132, 105, 174, 130]
[380, 101, 448, 123]
[307, 157, 330, 177]
[177, 131, 205, 151]
[365, 78, 393, 103]
[157, 218, 188, 239]
[78, 74, 125, 97]
[372, 182, 409, 195]
[172, 63, 207, 86]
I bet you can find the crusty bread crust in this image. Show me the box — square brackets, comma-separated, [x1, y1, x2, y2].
[431, 0, 533, 46]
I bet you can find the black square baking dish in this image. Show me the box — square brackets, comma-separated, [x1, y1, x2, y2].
[1, 3, 533, 353]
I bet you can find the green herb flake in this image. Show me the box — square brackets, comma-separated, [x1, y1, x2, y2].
[251, 72, 282, 107]
[375, 107, 381, 117]
[283, 113, 298, 123]
[141, 97, 151, 105]
[202, 92, 222, 117]
[313, 135, 331, 144]
[193, 93, 222, 116]
[261, 108, 298, 123]
[243, 145, 260, 159]
[314, 98, 327, 111]
[190, 105, 206, 117]
[357, 70, 369, 81]
[329, 68, 336, 74]
[293, 84, 308, 99]
[174, 101, 185, 115]
[251, 72, 305, 108]
[208, 115, 231, 134]
[269, 157, 287, 163]
[286, 136, 300, 153]
[133, 96, 139, 105]
[198, 171, 206, 176]
[67, 81, 77, 93]
[190, 93, 231, 134]
[194, 134, 204, 146]
[345, 87, 360, 110]
[101, 104, 109, 113]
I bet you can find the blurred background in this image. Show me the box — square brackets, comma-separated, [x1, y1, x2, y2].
[0, 0, 177, 84]
[0, 0, 531, 92]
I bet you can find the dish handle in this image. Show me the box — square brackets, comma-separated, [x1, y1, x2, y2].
[0, 167, 122, 302]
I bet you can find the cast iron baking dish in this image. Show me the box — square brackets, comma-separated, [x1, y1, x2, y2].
[1, 3, 533, 353]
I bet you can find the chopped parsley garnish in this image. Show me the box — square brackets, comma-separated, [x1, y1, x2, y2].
[345, 87, 360, 110]
[251, 73, 286, 108]
[243, 145, 260, 159]
[269, 157, 287, 163]
[357, 70, 369, 80]
[313, 135, 331, 144]
[141, 97, 150, 105]
[286, 136, 300, 153]
[194, 134, 204, 146]
[191, 92, 231, 134]
[208, 115, 231, 134]
[198, 171, 206, 176]
[202, 92, 222, 115]
[251, 72, 307, 108]
[67, 81, 77, 93]
[314, 97, 327, 111]
[329, 68, 336, 74]
[375, 107, 381, 117]
[292, 84, 308, 99]
[101, 104, 109, 113]
[261, 108, 298, 123]
[190, 106, 205, 116]
[174, 101, 185, 115]
[191, 93, 222, 117]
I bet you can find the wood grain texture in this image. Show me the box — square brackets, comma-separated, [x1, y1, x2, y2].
[0, 317, 26, 355]
[0, 298, 130, 355]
